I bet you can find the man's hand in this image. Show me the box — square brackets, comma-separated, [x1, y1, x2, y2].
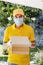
[31, 41, 36, 48]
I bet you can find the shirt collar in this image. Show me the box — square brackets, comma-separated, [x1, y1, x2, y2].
[12, 23, 25, 30]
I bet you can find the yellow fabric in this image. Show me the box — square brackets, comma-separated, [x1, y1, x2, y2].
[13, 9, 24, 16]
[3, 23, 35, 65]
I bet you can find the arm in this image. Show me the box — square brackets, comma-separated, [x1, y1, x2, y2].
[3, 41, 11, 49]
[3, 40, 12, 55]
[3, 42, 9, 55]
[3, 42, 8, 49]
[3, 27, 10, 49]
[29, 27, 36, 48]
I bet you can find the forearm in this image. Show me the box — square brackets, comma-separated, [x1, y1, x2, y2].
[3, 42, 8, 49]
[3, 40, 11, 49]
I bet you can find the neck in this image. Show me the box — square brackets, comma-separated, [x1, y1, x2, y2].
[15, 24, 23, 29]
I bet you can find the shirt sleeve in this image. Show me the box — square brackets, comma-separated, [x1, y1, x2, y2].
[3, 27, 9, 43]
[29, 27, 35, 42]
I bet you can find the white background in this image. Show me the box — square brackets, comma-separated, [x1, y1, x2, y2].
[2, 0, 43, 10]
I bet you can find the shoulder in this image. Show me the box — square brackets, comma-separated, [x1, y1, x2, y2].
[4, 24, 13, 32]
[24, 23, 34, 30]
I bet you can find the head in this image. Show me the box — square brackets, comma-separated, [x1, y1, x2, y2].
[13, 9, 24, 27]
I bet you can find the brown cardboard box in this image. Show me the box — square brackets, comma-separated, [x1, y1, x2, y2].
[11, 44, 29, 54]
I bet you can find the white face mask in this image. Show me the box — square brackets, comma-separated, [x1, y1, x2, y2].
[13, 17, 24, 27]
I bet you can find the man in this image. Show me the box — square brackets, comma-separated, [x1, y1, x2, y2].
[3, 8, 36, 65]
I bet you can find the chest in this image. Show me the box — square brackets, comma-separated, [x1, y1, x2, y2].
[9, 28, 30, 39]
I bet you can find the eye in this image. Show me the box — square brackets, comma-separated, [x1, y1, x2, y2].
[13, 16, 17, 19]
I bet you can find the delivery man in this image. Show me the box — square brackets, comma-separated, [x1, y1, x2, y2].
[3, 8, 36, 65]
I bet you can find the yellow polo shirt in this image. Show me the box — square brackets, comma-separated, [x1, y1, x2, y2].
[3, 23, 35, 65]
